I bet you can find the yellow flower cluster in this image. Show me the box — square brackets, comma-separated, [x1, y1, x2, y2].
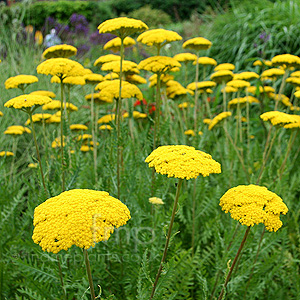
[94, 54, 120, 67]
[133, 111, 147, 119]
[104, 37, 136, 52]
[284, 115, 300, 129]
[4, 94, 52, 110]
[138, 56, 181, 74]
[99, 124, 113, 131]
[166, 80, 193, 98]
[4, 125, 31, 135]
[178, 102, 194, 109]
[261, 68, 285, 80]
[210, 70, 234, 83]
[52, 136, 65, 148]
[233, 72, 259, 81]
[227, 80, 250, 89]
[149, 197, 164, 205]
[220, 185, 288, 232]
[5, 75, 38, 89]
[98, 114, 115, 124]
[145, 145, 221, 179]
[77, 134, 92, 141]
[104, 72, 119, 80]
[184, 129, 196, 136]
[28, 163, 38, 168]
[32, 189, 131, 253]
[85, 93, 113, 104]
[173, 53, 197, 62]
[228, 96, 259, 109]
[183, 37, 212, 51]
[84, 74, 104, 85]
[221, 86, 238, 93]
[126, 74, 147, 85]
[187, 81, 216, 90]
[30, 90, 56, 98]
[247, 85, 274, 95]
[80, 145, 93, 152]
[214, 63, 235, 71]
[209, 112, 232, 130]
[260, 111, 300, 126]
[42, 100, 78, 111]
[102, 60, 139, 74]
[46, 112, 61, 124]
[137, 29, 182, 46]
[271, 54, 300, 68]
[0, 151, 14, 157]
[70, 124, 88, 131]
[149, 74, 174, 87]
[42, 44, 77, 59]
[37, 58, 85, 79]
[286, 77, 300, 86]
[194, 57, 217, 66]
[51, 75, 86, 85]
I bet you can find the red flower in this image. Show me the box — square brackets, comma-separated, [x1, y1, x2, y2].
[134, 99, 147, 107]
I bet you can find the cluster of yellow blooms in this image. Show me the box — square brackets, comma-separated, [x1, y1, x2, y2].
[32, 189, 131, 253]
[138, 56, 181, 74]
[42, 44, 77, 59]
[4, 125, 31, 135]
[4, 94, 52, 110]
[208, 112, 232, 130]
[42, 100, 78, 112]
[260, 111, 300, 127]
[220, 185, 288, 232]
[5, 75, 38, 90]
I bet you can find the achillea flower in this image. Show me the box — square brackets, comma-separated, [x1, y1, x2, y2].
[247, 85, 274, 95]
[80, 145, 93, 152]
[166, 80, 193, 98]
[227, 80, 250, 89]
[187, 81, 216, 90]
[209, 112, 232, 130]
[221, 86, 238, 93]
[253, 60, 262, 66]
[198, 131, 203, 135]
[77, 134, 92, 141]
[290, 71, 300, 77]
[98, 17, 148, 38]
[233, 72, 259, 81]
[70, 124, 88, 131]
[184, 129, 196, 136]
[261, 68, 285, 80]
[32, 189, 131, 253]
[173, 53, 197, 62]
[214, 63, 235, 71]
[28, 163, 38, 168]
[99, 124, 113, 130]
[286, 77, 300, 86]
[46, 112, 61, 124]
[101, 60, 139, 74]
[98, 114, 115, 124]
[5, 75, 38, 90]
[0, 111, 3, 117]
[137, 29, 182, 47]
[271, 54, 300, 68]
[203, 118, 212, 125]
[133, 111, 147, 119]
[138, 56, 181, 74]
[4, 125, 31, 135]
[294, 90, 300, 98]
[149, 197, 164, 205]
[85, 93, 113, 104]
[126, 74, 147, 85]
[178, 102, 193, 109]
[284, 115, 300, 128]
[182, 37, 212, 51]
[103, 72, 119, 80]
[30, 90, 56, 98]
[104, 37, 136, 52]
[42, 44, 77, 59]
[51, 76, 86, 85]
[145, 145, 221, 179]
[210, 70, 233, 83]
[0, 151, 14, 157]
[220, 185, 288, 232]
[194, 57, 217, 66]
[149, 74, 174, 87]
[269, 93, 291, 107]
[52, 137, 65, 148]
[42, 100, 78, 111]
[84, 74, 104, 84]
[94, 54, 120, 67]
[260, 111, 299, 126]
[4, 94, 52, 110]
[37, 58, 85, 79]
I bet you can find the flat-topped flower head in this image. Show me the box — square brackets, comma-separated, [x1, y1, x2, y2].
[4, 94, 52, 112]
[233, 72, 259, 81]
[25, 113, 52, 125]
[137, 29, 182, 48]
[42, 100, 78, 111]
[145, 145, 221, 179]
[99, 124, 113, 131]
[182, 37, 212, 51]
[173, 53, 197, 62]
[271, 54, 300, 69]
[85, 93, 113, 104]
[194, 57, 217, 66]
[42, 44, 77, 59]
[261, 68, 285, 80]
[149, 74, 174, 87]
[51, 75, 86, 85]
[228, 96, 259, 109]
[227, 80, 250, 89]
[70, 124, 88, 131]
[214, 63, 235, 71]
[138, 56, 181, 74]
[125, 74, 147, 85]
[260, 111, 299, 127]
[5, 75, 38, 90]
[247, 85, 274, 95]
[98, 17, 148, 39]
[209, 112, 232, 130]
[94, 54, 121, 67]
[84, 74, 104, 85]
[284, 115, 300, 129]
[4, 125, 31, 135]
[98, 114, 115, 124]
[32, 189, 131, 253]
[133, 111, 147, 119]
[149, 197, 164, 205]
[46, 112, 61, 124]
[37, 58, 85, 80]
[166, 81, 193, 99]
[220, 185, 288, 232]
[286, 77, 300, 87]
[187, 81, 216, 90]
[184, 129, 196, 136]
[30, 90, 56, 98]
[221, 86, 238, 93]
[0, 151, 14, 157]
[101, 60, 139, 74]
[104, 37, 136, 52]
[210, 70, 234, 84]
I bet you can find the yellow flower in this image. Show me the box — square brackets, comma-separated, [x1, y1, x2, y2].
[253, 60, 262, 67]
[137, 29, 182, 47]
[77, 134, 92, 141]
[247, 85, 274, 95]
[294, 90, 300, 98]
[149, 74, 174, 87]
[42, 100, 78, 111]
[99, 124, 113, 130]
[227, 80, 250, 89]
[220, 185, 288, 232]
[233, 72, 259, 81]
[51, 76, 86, 85]
[184, 129, 195, 136]
[187, 81, 216, 90]
[0, 151, 14, 157]
[283, 115, 300, 128]
[0, 111, 3, 117]
[290, 71, 300, 77]
[209, 112, 232, 130]
[138, 56, 181, 74]
[46, 113, 61, 124]
[145, 145, 221, 179]
[260, 111, 299, 126]
[214, 63, 235, 71]
[104, 37, 136, 52]
[133, 111, 147, 119]
[30, 90, 56, 98]
[203, 118, 212, 125]
[80, 145, 93, 152]
[85, 93, 113, 104]
[37, 58, 85, 79]
[98, 114, 115, 124]
[32, 189, 131, 253]
[70, 124, 88, 131]
[42, 44, 77, 59]
[194, 57, 217, 66]
[269, 93, 291, 107]
[271, 54, 300, 68]
[286, 77, 300, 86]
[149, 197, 164, 205]
[94, 54, 120, 67]
[84, 74, 104, 85]
[28, 163, 38, 168]
[101, 60, 139, 74]
[182, 37, 212, 51]
[210, 70, 234, 83]
[261, 68, 285, 79]
[5, 75, 38, 89]
[198, 131, 203, 135]
[35, 31, 43, 46]
[4, 125, 31, 135]
[103, 72, 120, 80]
[166, 80, 194, 98]
[178, 102, 193, 109]
[98, 17, 148, 38]
[173, 53, 197, 62]
[125, 74, 147, 85]
[52, 137, 65, 148]
[221, 86, 238, 93]
[4, 94, 52, 110]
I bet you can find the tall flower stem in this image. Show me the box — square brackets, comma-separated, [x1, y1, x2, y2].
[56, 254, 67, 300]
[149, 178, 183, 300]
[29, 112, 47, 193]
[153, 73, 162, 150]
[60, 80, 66, 191]
[245, 91, 250, 163]
[193, 53, 199, 131]
[275, 70, 289, 110]
[191, 178, 197, 256]
[91, 87, 98, 183]
[217, 226, 251, 300]
[83, 249, 95, 300]
[9, 137, 18, 184]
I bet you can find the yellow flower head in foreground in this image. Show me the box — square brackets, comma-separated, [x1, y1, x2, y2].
[94, 54, 120, 67]
[149, 197, 164, 205]
[84, 74, 104, 85]
[271, 54, 300, 68]
[126, 74, 147, 85]
[137, 29, 182, 47]
[286, 77, 300, 87]
[5, 75, 38, 89]
[4, 125, 31, 135]
[70, 124, 88, 131]
[138, 56, 181, 74]
[30, 90, 56, 98]
[220, 185, 288, 232]
[227, 80, 250, 89]
[0, 151, 14, 157]
[37, 58, 85, 79]
[4, 94, 52, 111]
[261, 68, 285, 80]
[42, 44, 77, 59]
[183, 37, 212, 51]
[104, 37, 136, 52]
[187, 81, 216, 90]
[101, 60, 139, 74]
[166, 80, 193, 98]
[210, 70, 234, 84]
[145, 145, 221, 179]
[173, 53, 197, 62]
[98, 17, 148, 38]
[42, 100, 78, 111]
[233, 72, 259, 81]
[260, 111, 299, 127]
[184, 129, 196, 136]
[194, 57, 217, 66]
[209, 112, 232, 130]
[32, 189, 131, 253]
[214, 63, 235, 71]
[284, 115, 300, 129]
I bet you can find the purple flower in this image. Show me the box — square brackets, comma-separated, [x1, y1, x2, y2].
[77, 44, 90, 57]
[89, 32, 115, 45]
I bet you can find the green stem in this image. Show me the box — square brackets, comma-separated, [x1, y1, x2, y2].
[60, 80, 65, 191]
[149, 178, 183, 300]
[91, 86, 98, 183]
[9, 137, 18, 184]
[153, 73, 162, 150]
[275, 70, 289, 110]
[83, 249, 95, 300]
[193, 53, 199, 132]
[56, 254, 67, 300]
[192, 178, 197, 256]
